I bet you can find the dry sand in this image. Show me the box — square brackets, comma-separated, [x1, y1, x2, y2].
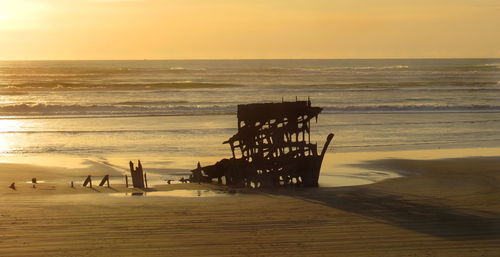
[0, 154, 499, 256]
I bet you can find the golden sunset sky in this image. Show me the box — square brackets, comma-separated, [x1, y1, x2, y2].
[0, 0, 499, 60]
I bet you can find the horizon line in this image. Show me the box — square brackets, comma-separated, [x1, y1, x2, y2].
[1, 57, 499, 62]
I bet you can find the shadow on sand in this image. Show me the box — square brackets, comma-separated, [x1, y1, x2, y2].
[266, 186, 500, 241]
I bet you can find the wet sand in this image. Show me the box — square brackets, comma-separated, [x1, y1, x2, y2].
[1, 154, 500, 256]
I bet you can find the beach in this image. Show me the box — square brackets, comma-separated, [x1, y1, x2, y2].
[1, 148, 499, 257]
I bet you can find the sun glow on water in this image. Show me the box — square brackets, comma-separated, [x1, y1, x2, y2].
[0, 119, 24, 156]
[0, 136, 11, 156]
[0, 119, 23, 133]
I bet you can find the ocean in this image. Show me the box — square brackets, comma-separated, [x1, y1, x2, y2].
[0, 59, 499, 184]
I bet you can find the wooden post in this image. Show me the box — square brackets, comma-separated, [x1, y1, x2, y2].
[83, 175, 92, 188]
[129, 160, 145, 188]
[99, 175, 109, 187]
[125, 175, 128, 188]
[32, 178, 37, 184]
[71, 181, 74, 188]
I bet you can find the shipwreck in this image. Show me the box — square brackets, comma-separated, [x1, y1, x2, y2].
[191, 100, 334, 188]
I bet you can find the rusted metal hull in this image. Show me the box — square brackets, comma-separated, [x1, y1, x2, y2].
[191, 100, 334, 188]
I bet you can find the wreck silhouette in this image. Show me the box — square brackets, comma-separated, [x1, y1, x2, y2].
[191, 100, 334, 188]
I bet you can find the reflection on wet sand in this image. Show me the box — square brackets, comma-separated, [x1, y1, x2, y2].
[119, 189, 234, 198]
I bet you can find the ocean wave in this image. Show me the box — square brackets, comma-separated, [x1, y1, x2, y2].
[0, 91, 29, 96]
[8, 80, 492, 93]
[1, 102, 500, 117]
[165, 67, 206, 71]
[115, 100, 242, 106]
[0, 103, 235, 116]
[293, 81, 498, 90]
[476, 63, 500, 69]
[353, 65, 409, 70]
[0, 66, 207, 75]
[0, 82, 242, 91]
[0, 128, 234, 134]
[116, 100, 191, 105]
[323, 104, 500, 113]
[267, 65, 410, 72]
[434, 63, 500, 71]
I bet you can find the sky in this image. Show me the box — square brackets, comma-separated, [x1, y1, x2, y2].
[0, 0, 499, 60]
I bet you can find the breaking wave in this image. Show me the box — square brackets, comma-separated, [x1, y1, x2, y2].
[323, 104, 500, 113]
[1, 102, 500, 117]
[475, 63, 500, 69]
[0, 82, 241, 91]
[267, 65, 410, 72]
[0, 103, 235, 116]
[299, 81, 498, 89]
